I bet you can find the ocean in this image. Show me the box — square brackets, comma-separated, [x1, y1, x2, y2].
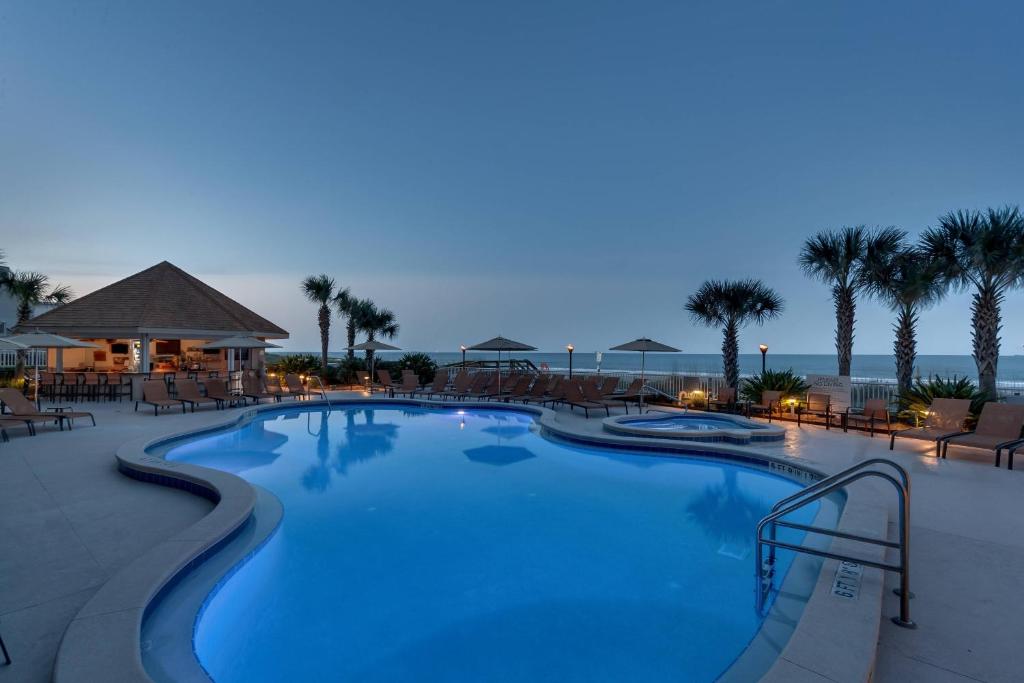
[293, 351, 1024, 384]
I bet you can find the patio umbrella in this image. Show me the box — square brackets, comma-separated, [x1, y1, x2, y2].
[3, 330, 101, 405]
[609, 337, 681, 410]
[347, 340, 401, 391]
[199, 336, 282, 373]
[467, 336, 537, 394]
[0, 338, 28, 350]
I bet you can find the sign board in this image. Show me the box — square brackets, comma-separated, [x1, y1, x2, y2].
[806, 374, 851, 412]
[832, 560, 863, 600]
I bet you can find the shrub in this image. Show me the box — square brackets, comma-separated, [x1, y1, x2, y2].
[397, 352, 438, 384]
[266, 353, 321, 376]
[898, 375, 987, 426]
[740, 369, 809, 403]
[329, 356, 367, 385]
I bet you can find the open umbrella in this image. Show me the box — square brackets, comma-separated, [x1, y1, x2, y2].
[199, 336, 282, 373]
[347, 340, 401, 392]
[3, 330, 101, 405]
[609, 338, 681, 410]
[0, 338, 28, 350]
[467, 336, 537, 394]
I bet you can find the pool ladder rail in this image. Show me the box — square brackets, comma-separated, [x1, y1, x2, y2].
[306, 375, 331, 409]
[755, 458, 915, 629]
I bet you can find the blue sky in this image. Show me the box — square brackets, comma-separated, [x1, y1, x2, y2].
[2, 1, 1023, 354]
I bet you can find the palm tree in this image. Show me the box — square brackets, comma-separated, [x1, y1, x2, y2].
[920, 206, 1024, 397]
[300, 274, 337, 376]
[356, 302, 399, 367]
[861, 240, 947, 394]
[685, 279, 784, 389]
[333, 288, 360, 360]
[3, 270, 73, 378]
[798, 226, 903, 376]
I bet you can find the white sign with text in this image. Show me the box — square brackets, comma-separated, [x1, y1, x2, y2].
[806, 374, 851, 412]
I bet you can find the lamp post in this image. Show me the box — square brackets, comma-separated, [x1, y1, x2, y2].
[460, 344, 466, 369]
[759, 344, 768, 374]
[567, 344, 574, 378]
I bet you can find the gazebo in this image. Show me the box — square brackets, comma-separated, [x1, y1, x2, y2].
[18, 261, 288, 383]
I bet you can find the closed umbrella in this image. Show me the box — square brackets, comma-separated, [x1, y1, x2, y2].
[3, 330, 101, 405]
[347, 340, 401, 391]
[609, 338, 681, 410]
[467, 336, 537, 394]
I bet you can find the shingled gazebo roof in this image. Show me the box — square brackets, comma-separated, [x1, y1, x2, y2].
[20, 261, 288, 339]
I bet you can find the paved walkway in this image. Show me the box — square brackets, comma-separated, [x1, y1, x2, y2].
[0, 394, 1021, 682]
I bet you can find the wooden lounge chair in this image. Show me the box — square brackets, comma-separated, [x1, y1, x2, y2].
[889, 397, 971, 457]
[843, 398, 891, 436]
[560, 382, 610, 418]
[0, 388, 94, 430]
[204, 378, 244, 408]
[797, 393, 834, 429]
[243, 374, 279, 404]
[708, 386, 738, 413]
[174, 379, 219, 412]
[940, 403, 1024, 466]
[135, 380, 187, 416]
[284, 374, 311, 400]
[747, 390, 783, 421]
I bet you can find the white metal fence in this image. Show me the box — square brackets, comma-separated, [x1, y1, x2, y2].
[0, 349, 47, 368]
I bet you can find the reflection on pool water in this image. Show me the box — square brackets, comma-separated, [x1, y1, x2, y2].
[153, 405, 821, 682]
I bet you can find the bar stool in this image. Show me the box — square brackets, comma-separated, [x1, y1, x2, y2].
[81, 372, 102, 401]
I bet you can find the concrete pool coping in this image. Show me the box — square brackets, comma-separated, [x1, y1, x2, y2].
[52, 398, 891, 683]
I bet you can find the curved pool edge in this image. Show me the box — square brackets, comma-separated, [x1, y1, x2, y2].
[52, 398, 888, 683]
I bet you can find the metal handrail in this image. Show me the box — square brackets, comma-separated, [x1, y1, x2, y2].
[756, 459, 915, 628]
[306, 375, 331, 409]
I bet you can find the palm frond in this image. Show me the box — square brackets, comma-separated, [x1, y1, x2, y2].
[301, 274, 336, 305]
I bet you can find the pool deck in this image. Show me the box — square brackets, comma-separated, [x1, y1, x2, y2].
[0, 393, 1021, 682]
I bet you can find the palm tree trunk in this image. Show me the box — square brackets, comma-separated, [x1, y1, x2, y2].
[833, 284, 855, 376]
[893, 305, 917, 395]
[346, 319, 356, 360]
[721, 319, 740, 389]
[317, 304, 330, 376]
[14, 300, 31, 383]
[971, 284, 1001, 398]
[366, 331, 376, 368]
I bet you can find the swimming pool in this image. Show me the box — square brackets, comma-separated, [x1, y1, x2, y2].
[604, 411, 786, 444]
[144, 404, 826, 682]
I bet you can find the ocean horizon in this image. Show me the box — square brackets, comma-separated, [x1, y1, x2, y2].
[274, 351, 1024, 384]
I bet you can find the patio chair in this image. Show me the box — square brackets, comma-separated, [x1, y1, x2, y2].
[464, 373, 498, 400]
[605, 378, 644, 413]
[284, 373, 311, 400]
[797, 393, 834, 430]
[135, 380, 187, 416]
[517, 376, 552, 404]
[243, 374, 279, 404]
[204, 378, 244, 409]
[496, 375, 532, 402]
[265, 374, 288, 400]
[708, 386, 738, 413]
[747, 390, 783, 422]
[939, 402, 1024, 466]
[391, 374, 420, 397]
[376, 370, 402, 393]
[420, 372, 450, 398]
[582, 381, 622, 413]
[174, 379, 219, 412]
[599, 376, 620, 396]
[560, 382, 610, 418]
[889, 397, 971, 457]
[843, 398, 891, 436]
[0, 416, 36, 439]
[354, 370, 372, 390]
[442, 371, 475, 399]
[0, 388, 94, 430]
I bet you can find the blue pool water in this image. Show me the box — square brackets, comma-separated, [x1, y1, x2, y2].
[156, 405, 819, 682]
[624, 414, 766, 431]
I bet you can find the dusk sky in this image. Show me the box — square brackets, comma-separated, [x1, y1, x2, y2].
[3, 1, 1023, 355]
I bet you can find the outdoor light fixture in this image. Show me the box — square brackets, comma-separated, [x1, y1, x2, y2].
[759, 344, 768, 374]
[460, 344, 467, 368]
[567, 344, 575, 378]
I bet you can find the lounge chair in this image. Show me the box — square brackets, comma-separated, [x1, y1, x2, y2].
[606, 378, 644, 413]
[204, 379, 244, 408]
[747, 390, 783, 421]
[464, 373, 499, 400]
[517, 377, 552, 404]
[442, 371, 475, 399]
[284, 373, 311, 400]
[135, 380, 187, 416]
[391, 374, 420, 397]
[0, 416, 35, 439]
[560, 382, 610, 418]
[939, 403, 1024, 466]
[599, 376, 620, 396]
[797, 392, 834, 429]
[174, 379, 219, 412]
[843, 398, 891, 436]
[582, 382, 621, 413]
[354, 370, 372, 390]
[243, 374, 280, 404]
[419, 372, 450, 398]
[889, 397, 971, 457]
[0, 388, 94, 430]
[708, 387, 738, 413]
[376, 370, 403, 394]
